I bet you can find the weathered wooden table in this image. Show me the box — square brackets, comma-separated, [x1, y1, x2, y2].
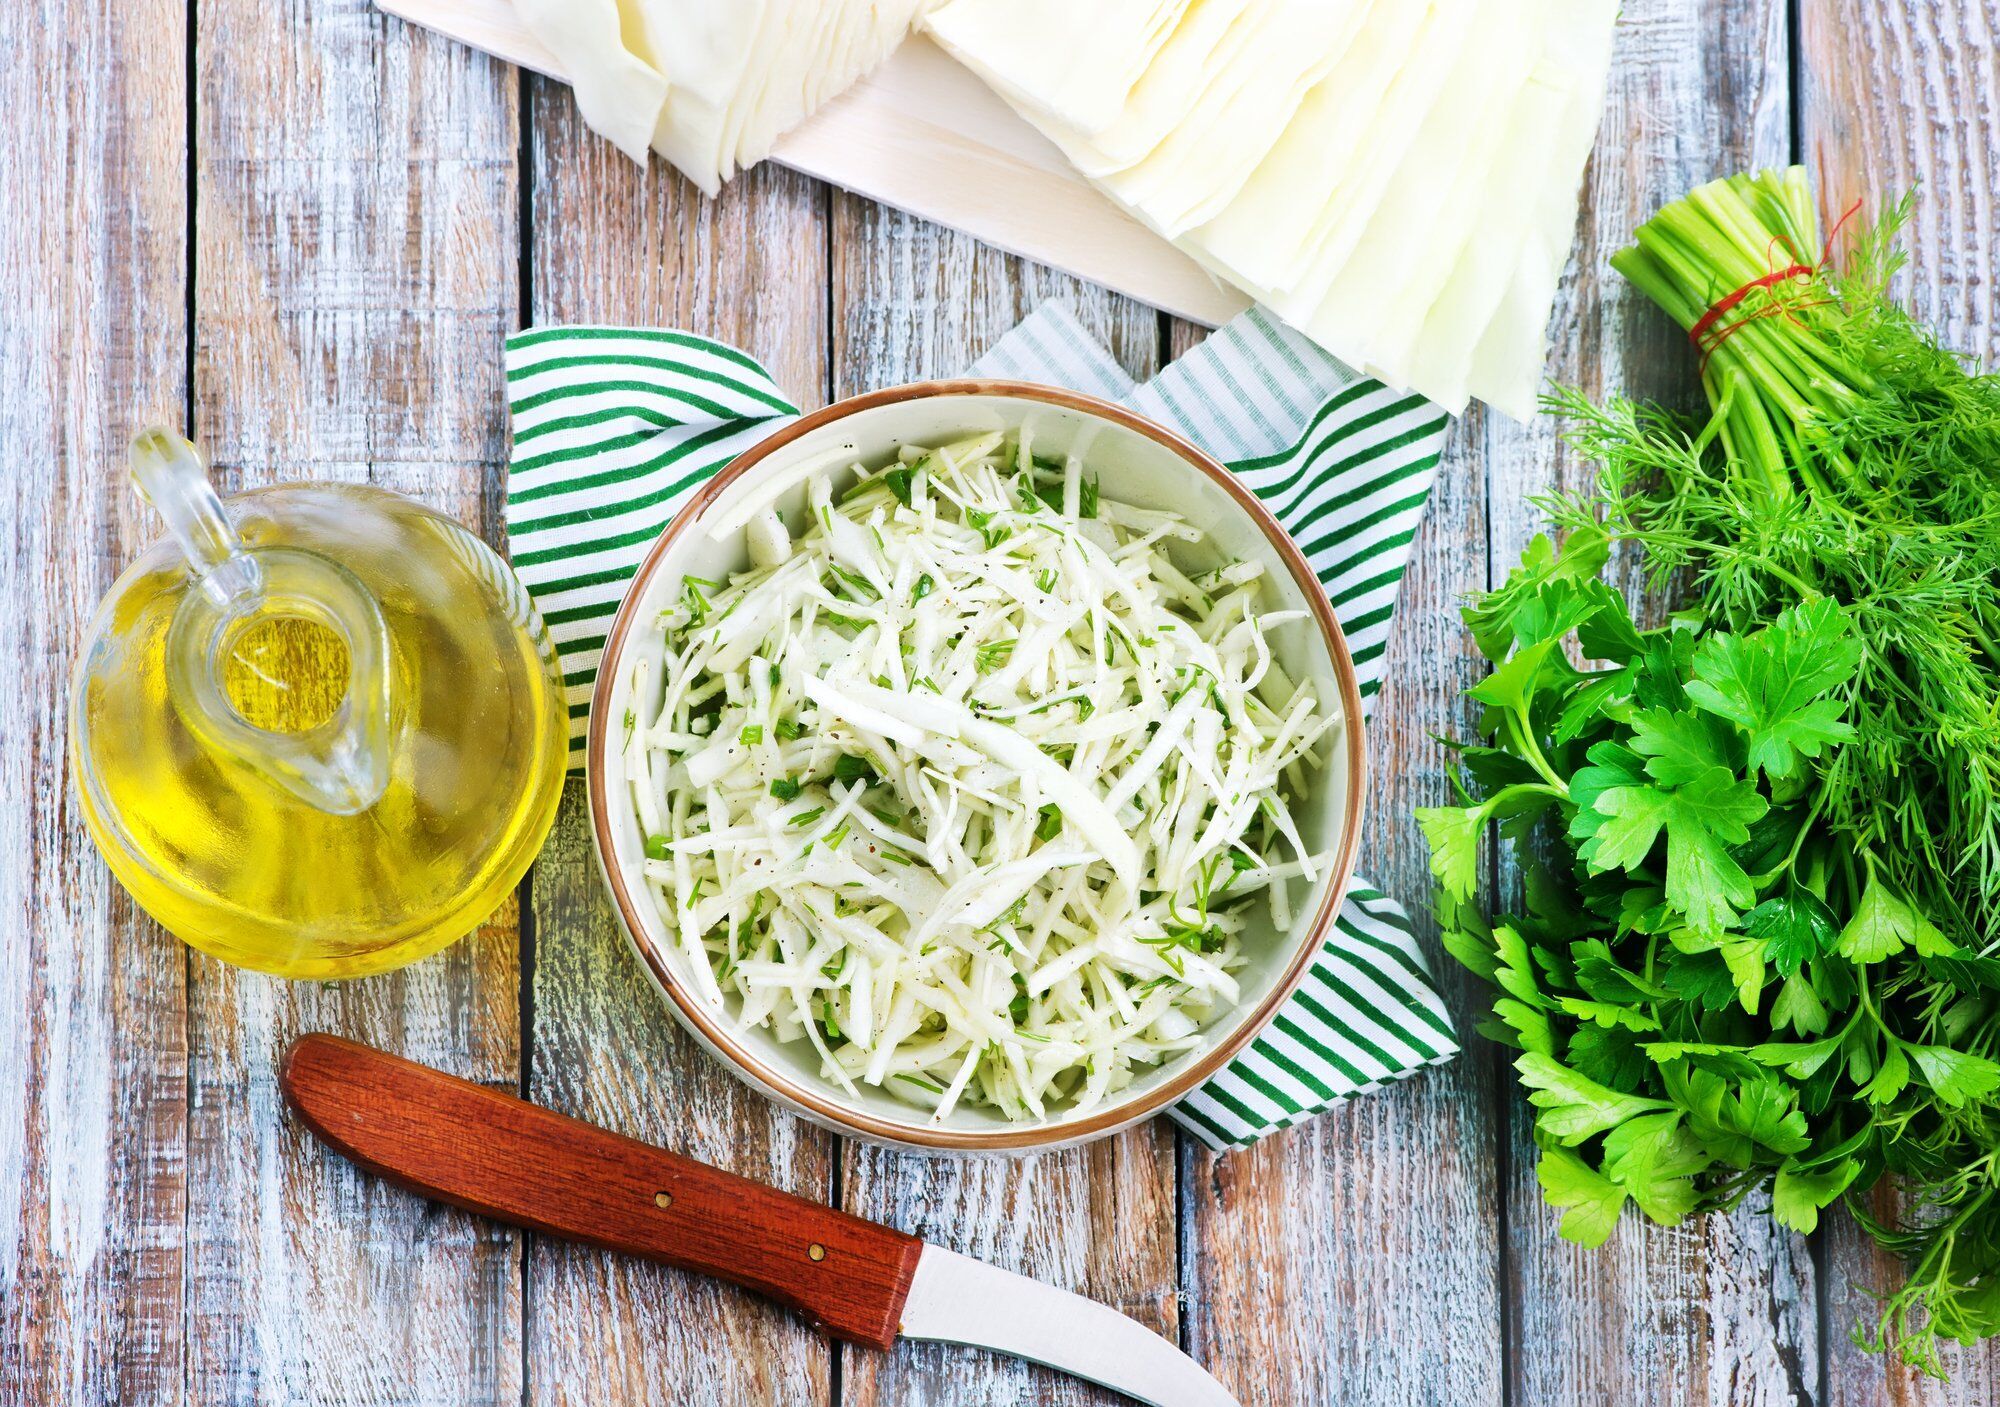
[7, 2, 1998, 1403]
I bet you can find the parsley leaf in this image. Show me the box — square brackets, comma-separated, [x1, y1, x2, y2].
[1463, 527, 1612, 661]
[1575, 583, 1648, 662]
[1631, 630, 1698, 713]
[1742, 889, 1841, 976]
[1468, 637, 1563, 715]
[1907, 1045, 2000, 1109]
[1415, 805, 1484, 904]
[1767, 971, 1830, 1036]
[1668, 1067, 1811, 1163]
[1684, 599, 1860, 780]
[1567, 1025, 1651, 1090]
[1553, 670, 1632, 743]
[1864, 1045, 1911, 1105]
[1837, 873, 1954, 964]
[1571, 940, 1670, 1004]
[1535, 1145, 1627, 1246]
[1771, 1159, 1860, 1233]
[1601, 1111, 1709, 1223]
[1518, 1052, 1673, 1143]
[1658, 949, 1744, 1011]
[1566, 741, 1649, 829]
[1628, 707, 1739, 786]
[1578, 766, 1768, 932]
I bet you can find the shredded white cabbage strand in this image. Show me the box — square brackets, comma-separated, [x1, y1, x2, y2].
[624, 431, 1338, 1122]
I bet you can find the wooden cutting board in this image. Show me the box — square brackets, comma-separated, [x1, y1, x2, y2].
[376, 0, 1251, 327]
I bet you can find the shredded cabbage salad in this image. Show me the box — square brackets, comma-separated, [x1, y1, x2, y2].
[624, 431, 1337, 1122]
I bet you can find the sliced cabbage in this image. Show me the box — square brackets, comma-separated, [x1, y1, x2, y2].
[922, 0, 1195, 133]
[1388, 0, 1595, 414]
[627, 435, 1335, 1122]
[1294, 0, 1545, 375]
[514, 0, 669, 163]
[1090, 0, 1369, 237]
[519, 0, 936, 195]
[923, 0, 1621, 418]
[1188, 0, 1433, 294]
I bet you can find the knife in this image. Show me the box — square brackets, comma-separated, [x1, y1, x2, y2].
[280, 1034, 1237, 1407]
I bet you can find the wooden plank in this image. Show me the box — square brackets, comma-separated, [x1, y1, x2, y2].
[1824, 1181, 2000, 1406]
[1157, 323, 1508, 1401]
[1492, 3, 1814, 1403]
[1176, 531, 1508, 1401]
[522, 79, 839, 1406]
[182, 1, 524, 1402]
[0, 0, 190, 1401]
[1802, 3, 2000, 1401]
[827, 198, 1176, 1407]
[1801, 0, 2000, 364]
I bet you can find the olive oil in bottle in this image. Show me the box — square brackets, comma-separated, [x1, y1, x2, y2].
[70, 430, 568, 979]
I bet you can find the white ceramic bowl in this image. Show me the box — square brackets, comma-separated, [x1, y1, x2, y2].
[588, 381, 1367, 1152]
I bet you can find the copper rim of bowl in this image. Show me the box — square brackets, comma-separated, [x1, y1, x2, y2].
[587, 379, 1369, 1151]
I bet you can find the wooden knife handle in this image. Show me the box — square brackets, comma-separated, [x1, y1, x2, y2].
[280, 1033, 923, 1351]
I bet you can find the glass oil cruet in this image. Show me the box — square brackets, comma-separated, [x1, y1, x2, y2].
[69, 428, 569, 979]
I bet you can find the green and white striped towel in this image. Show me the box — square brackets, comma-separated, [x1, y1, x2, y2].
[504, 303, 1457, 1150]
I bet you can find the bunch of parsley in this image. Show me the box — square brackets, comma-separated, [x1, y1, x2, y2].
[1426, 169, 2000, 1374]
[1422, 529, 2000, 1373]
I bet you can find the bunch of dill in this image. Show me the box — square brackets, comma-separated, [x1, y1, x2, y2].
[1550, 166, 2000, 957]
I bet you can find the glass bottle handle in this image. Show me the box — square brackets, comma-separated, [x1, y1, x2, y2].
[132, 427, 395, 816]
[130, 427, 260, 605]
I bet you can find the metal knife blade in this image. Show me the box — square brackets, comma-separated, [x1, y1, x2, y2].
[900, 1243, 1239, 1407]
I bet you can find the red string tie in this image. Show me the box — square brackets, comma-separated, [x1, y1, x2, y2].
[1687, 196, 1863, 370]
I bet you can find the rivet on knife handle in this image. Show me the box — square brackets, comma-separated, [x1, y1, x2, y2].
[279, 1033, 924, 1351]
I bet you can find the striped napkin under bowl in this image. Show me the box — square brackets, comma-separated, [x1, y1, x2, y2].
[505, 301, 1458, 1150]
